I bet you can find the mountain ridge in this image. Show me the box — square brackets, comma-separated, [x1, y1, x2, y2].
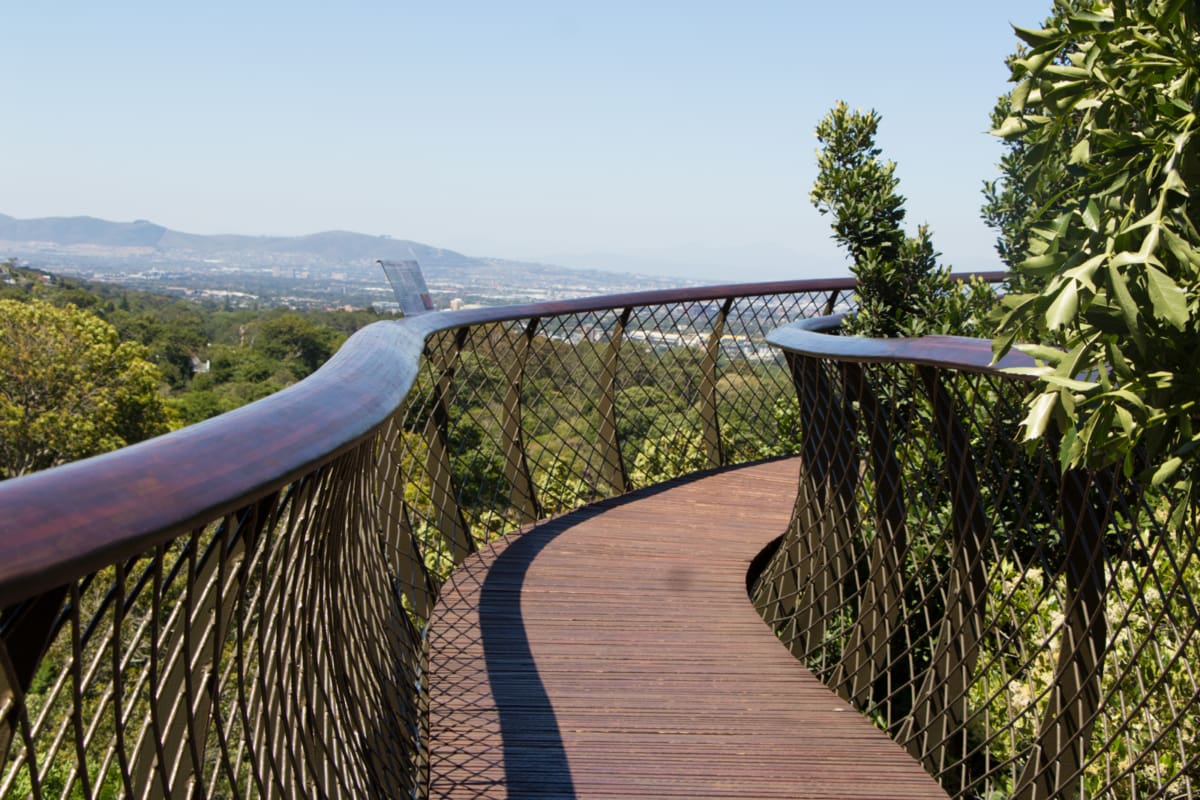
[0, 212, 487, 270]
[0, 213, 699, 305]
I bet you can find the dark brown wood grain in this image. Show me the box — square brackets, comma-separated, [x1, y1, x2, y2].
[428, 460, 949, 798]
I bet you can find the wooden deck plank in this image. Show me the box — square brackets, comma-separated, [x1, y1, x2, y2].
[428, 459, 947, 799]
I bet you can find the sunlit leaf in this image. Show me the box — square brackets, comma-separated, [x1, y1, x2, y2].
[1012, 24, 1061, 48]
[1164, 168, 1189, 197]
[1015, 343, 1068, 364]
[1042, 374, 1099, 392]
[1043, 64, 1091, 80]
[1146, 266, 1188, 329]
[1064, 252, 1106, 289]
[1045, 281, 1079, 329]
[1011, 79, 1032, 113]
[1019, 252, 1064, 275]
[1020, 391, 1058, 441]
[1151, 456, 1183, 486]
[1015, 49, 1056, 78]
[1111, 250, 1152, 267]
[992, 116, 1029, 139]
[1163, 227, 1200, 268]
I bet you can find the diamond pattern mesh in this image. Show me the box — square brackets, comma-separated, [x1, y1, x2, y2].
[1, 283, 846, 798]
[754, 349, 1200, 799]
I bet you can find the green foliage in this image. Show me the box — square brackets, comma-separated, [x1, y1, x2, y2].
[0, 263, 381, 430]
[616, 385, 672, 443]
[989, 1, 1200, 488]
[812, 102, 996, 338]
[982, 4, 1080, 292]
[0, 298, 173, 478]
[251, 312, 339, 375]
[535, 460, 594, 515]
[982, 119, 1074, 298]
[751, 396, 804, 459]
[449, 419, 507, 510]
[971, 532, 1200, 798]
[629, 429, 709, 487]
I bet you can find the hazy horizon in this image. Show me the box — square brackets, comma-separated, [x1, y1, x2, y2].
[3, 1, 1051, 281]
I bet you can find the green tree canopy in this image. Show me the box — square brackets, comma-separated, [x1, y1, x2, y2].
[989, 0, 1200, 487]
[0, 298, 174, 479]
[251, 313, 339, 377]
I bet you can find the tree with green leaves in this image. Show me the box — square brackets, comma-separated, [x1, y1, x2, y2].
[812, 101, 994, 337]
[989, 0, 1200, 488]
[251, 312, 339, 377]
[0, 298, 174, 479]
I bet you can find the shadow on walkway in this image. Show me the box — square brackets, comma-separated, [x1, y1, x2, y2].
[477, 478, 701, 797]
[479, 513, 585, 798]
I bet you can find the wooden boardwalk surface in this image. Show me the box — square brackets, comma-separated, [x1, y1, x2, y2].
[427, 459, 947, 799]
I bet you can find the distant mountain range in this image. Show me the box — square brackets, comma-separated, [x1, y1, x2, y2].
[0, 212, 832, 286]
[0, 213, 509, 273]
[0, 213, 718, 306]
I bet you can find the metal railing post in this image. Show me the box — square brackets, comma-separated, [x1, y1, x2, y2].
[767, 352, 859, 659]
[376, 415, 437, 621]
[0, 586, 67, 767]
[1014, 469, 1110, 800]
[822, 289, 840, 316]
[596, 308, 631, 495]
[900, 367, 990, 776]
[832, 362, 909, 710]
[699, 298, 733, 469]
[500, 318, 542, 524]
[423, 329, 474, 563]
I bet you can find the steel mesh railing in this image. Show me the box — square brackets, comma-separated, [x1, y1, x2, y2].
[756, 318, 1200, 800]
[0, 278, 852, 799]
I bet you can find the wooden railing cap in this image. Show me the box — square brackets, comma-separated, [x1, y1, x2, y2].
[0, 276, 863, 608]
[767, 313, 1037, 376]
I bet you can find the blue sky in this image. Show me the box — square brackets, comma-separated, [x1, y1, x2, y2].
[2, 2, 1052, 281]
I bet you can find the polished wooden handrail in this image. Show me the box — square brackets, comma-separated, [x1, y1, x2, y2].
[766, 310, 1035, 374]
[0, 278, 868, 609]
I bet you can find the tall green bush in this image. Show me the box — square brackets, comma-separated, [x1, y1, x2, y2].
[812, 102, 995, 338]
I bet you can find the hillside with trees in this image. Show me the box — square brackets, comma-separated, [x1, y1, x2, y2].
[0, 262, 390, 478]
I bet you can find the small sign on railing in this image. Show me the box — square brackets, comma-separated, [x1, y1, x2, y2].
[378, 259, 435, 316]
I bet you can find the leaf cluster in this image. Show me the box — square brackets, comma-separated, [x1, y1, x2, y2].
[989, 0, 1200, 487]
[0, 298, 173, 478]
[0, 264, 386, 448]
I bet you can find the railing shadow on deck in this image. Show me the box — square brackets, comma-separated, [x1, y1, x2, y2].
[480, 516, 581, 799]
[434, 474, 710, 799]
[0, 276, 871, 799]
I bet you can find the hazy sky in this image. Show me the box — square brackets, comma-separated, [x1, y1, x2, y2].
[2, 2, 1052, 280]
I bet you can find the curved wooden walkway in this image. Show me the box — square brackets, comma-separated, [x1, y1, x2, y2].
[427, 459, 946, 799]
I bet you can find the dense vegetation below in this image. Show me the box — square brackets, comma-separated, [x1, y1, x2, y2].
[1, 262, 389, 427]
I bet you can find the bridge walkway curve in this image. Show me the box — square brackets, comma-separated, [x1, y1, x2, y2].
[428, 458, 946, 799]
